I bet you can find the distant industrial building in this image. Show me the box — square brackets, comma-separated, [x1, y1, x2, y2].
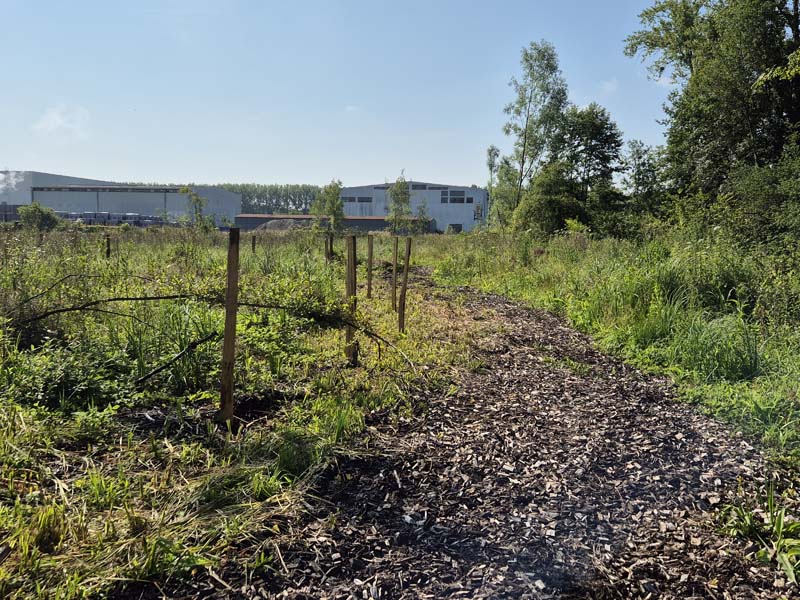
[0, 171, 241, 226]
[235, 214, 435, 232]
[341, 181, 488, 233]
[234, 180, 488, 233]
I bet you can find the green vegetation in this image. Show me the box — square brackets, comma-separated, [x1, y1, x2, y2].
[0, 227, 478, 598]
[387, 173, 412, 233]
[462, 0, 800, 467]
[219, 183, 320, 214]
[723, 483, 800, 582]
[421, 229, 800, 467]
[17, 203, 60, 232]
[2, 1, 799, 594]
[309, 179, 344, 232]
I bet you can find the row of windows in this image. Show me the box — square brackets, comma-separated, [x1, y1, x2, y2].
[441, 189, 474, 204]
[344, 191, 480, 206]
[372, 184, 450, 191]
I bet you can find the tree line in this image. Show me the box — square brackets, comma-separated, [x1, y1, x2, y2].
[219, 184, 320, 214]
[489, 0, 800, 246]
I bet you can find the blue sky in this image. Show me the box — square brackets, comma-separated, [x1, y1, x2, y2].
[1, 0, 671, 186]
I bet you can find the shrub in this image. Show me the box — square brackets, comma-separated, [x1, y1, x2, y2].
[18, 203, 60, 232]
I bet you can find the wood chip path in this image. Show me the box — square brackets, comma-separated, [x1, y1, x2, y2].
[186, 281, 798, 598]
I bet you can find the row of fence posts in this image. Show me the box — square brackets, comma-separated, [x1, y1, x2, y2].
[218, 228, 413, 422]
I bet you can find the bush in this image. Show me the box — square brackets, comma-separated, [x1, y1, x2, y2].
[18, 203, 60, 232]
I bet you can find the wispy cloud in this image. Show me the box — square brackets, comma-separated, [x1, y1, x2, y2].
[600, 78, 619, 95]
[344, 105, 359, 112]
[32, 105, 90, 141]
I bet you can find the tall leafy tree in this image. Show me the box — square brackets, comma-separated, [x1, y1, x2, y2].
[310, 179, 344, 232]
[550, 103, 624, 201]
[624, 0, 710, 82]
[622, 140, 667, 214]
[499, 40, 568, 226]
[511, 162, 583, 234]
[627, 0, 800, 192]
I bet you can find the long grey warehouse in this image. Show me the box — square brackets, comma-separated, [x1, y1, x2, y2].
[0, 171, 241, 226]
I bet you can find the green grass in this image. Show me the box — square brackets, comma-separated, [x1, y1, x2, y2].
[4, 222, 799, 595]
[418, 227, 800, 467]
[0, 226, 480, 598]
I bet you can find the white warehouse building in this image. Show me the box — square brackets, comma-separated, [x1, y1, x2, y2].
[0, 171, 241, 226]
[340, 181, 488, 233]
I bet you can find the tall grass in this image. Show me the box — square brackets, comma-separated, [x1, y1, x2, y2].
[419, 227, 800, 465]
[0, 225, 478, 598]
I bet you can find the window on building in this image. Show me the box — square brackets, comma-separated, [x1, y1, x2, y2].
[449, 190, 465, 204]
[474, 204, 483, 220]
[357, 196, 372, 202]
[428, 185, 447, 190]
[441, 190, 448, 203]
[412, 183, 427, 190]
[341, 196, 356, 203]
[466, 197, 473, 204]
[373, 185, 390, 190]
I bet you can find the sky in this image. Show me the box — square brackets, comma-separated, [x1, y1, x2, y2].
[0, 0, 673, 187]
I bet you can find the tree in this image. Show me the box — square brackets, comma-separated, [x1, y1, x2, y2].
[18, 202, 60, 231]
[551, 103, 623, 201]
[626, 0, 799, 192]
[387, 173, 412, 233]
[413, 200, 431, 234]
[511, 161, 583, 233]
[220, 183, 321, 213]
[624, 0, 710, 82]
[622, 140, 667, 214]
[486, 145, 500, 190]
[310, 179, 344, 232]
[180, 187, 214, 231]
[499, 40, 568, 226]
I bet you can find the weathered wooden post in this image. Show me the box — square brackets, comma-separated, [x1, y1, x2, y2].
[398, 237, 412, 333]
[105, 233, 111, 259]
[366, 234, 374, 299]
[391, 236, 398, 311]
[219, 228, 240, 421]
[345, 235, 359, 366]
[251, 233, 256, 254]
[324, 231, 333, 263]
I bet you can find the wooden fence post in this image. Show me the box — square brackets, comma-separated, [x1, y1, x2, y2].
[398, 237, 412, 334]
[391, 236, 398, 311]
[105, 233, 111, 259]
[251, 233, 256, 254]
[219, 227, 240, 421]
[345, 235, 359, 366]
[325, 232, 333, 263]
[366, 234, 373, 299]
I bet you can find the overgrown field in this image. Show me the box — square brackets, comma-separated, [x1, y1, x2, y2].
[420, 228, 800, 468]
[0, 227, 479, 599]
[4, 224, 800, 597]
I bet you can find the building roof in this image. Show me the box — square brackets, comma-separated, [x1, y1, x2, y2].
[342, 180, 486, 191]
[237, 214, 425, 221]
[32, 185, 186, 193]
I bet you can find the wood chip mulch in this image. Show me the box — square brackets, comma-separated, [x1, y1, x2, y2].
[220, 286, 797, 599]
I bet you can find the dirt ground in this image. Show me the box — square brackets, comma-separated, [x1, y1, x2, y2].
[172, 279, 797, 599]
